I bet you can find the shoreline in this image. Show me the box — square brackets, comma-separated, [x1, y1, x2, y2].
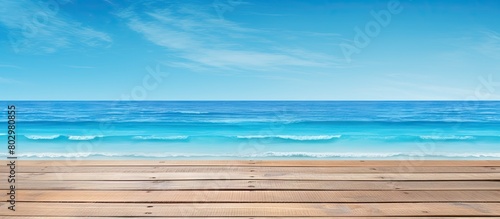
[2, 156, 500, 160]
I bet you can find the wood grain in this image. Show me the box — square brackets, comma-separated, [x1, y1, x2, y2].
[1, 203, 500, 217]
[5, 180, 499, 191]
[0, 160, 499, 217]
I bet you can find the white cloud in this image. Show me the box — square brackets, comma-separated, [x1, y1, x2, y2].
[0, 0, 112, 53]
[116, 1, 342, 74]
[443, 30, 500, 60]
[0, 64, 22, 69]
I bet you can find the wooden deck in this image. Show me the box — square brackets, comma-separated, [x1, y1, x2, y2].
[1, 160, 500, 218]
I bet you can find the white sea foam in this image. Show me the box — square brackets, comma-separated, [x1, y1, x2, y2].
[132, 135, 189, 140]
[0, 152, 216, 158]
[25, 135, 61, 140]
[0, 152, 93, 158]
[3, 151, 499, 158]
[68, 135, 102, 140]
[256, 152, 404, 158]
[237, 135, 269, 139]
[236, 135, 341, 141]
[278, 135, 342, 140]
[419, 135, 475, 140]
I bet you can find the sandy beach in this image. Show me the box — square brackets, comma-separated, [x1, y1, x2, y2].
[1, 160, 499, 217]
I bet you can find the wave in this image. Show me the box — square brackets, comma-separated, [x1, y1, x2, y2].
[237, 135, 342, 141]
[23, 135, 102, 141]
[17, 134, 500, 143]
[132, 136, 189, 140]
[15, 119, 500, 124]
[419, 135, 476, 140]
[25, 135, 61, 140]
[21, 134, 190, 142]
[254, 152, 500, 158]
[172, 111, 209, 114]
[2, 151, 499, 158]
[20, 134, 341, 142]
[68, 135, 103, 140]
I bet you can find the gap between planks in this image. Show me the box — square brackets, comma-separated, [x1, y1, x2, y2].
[1, 203, 500, 217]
[2, 190, 499, 203]
[6, 180, 500, 191]
[3, 172, 500, 181]
[2, 166, 499, 173]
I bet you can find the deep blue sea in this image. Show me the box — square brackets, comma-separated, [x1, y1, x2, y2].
[1, 101, 499, 160]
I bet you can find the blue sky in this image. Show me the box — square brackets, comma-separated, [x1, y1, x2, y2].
[1, 0, 500, 100]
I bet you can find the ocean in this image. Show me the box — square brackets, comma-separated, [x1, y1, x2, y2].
[1, 101, 499, 160]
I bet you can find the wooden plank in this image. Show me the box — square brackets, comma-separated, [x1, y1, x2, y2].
[11, 160, 500, 167]
[1, 202, 499, 216]
[4, 165, 499, 173]
[2, 160, 500, 217]
[5, 172, 500, 181]
[4, 190, 499, 203]
[4, 180, 500, 191]
[0, 216, 492, 219]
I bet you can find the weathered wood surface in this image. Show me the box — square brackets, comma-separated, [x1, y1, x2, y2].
[3, 172, 500, 181]
[1, 203, 500, 217]
[3, 190, 499, 203]
[4, 180, 500, 191]
[3, 166, 500, 173]
[1, 160, 499, 218]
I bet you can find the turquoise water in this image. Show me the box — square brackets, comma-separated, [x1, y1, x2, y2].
[1, 101, 499, 160]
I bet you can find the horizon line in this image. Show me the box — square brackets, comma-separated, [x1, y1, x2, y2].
[2, 100, 500, 102]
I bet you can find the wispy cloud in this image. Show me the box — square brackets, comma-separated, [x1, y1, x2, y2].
[0, 64, 22, 69]
[103, 0, 116, 6]
[442, 30, 500, 60]
[0, 0, 112, 53]
[116, 1, 342, 75]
